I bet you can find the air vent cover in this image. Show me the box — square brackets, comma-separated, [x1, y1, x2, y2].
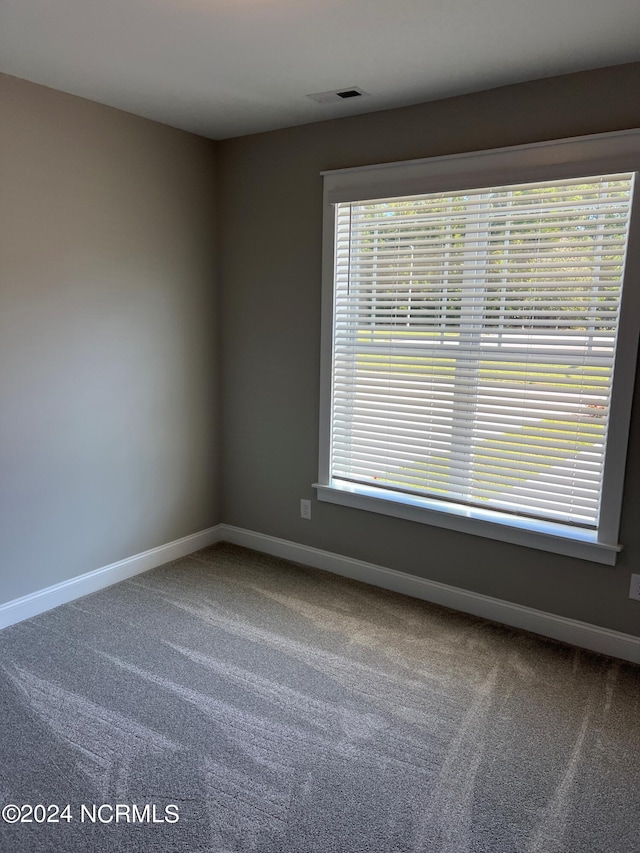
[307, 87, 369, 104]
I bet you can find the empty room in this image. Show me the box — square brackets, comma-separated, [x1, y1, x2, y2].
[1, 1, 640, 851]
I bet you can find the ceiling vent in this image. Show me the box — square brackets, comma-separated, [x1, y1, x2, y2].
[307, 87, 370, 104]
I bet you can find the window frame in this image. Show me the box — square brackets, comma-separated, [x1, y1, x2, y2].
[315, 130, 640, 566]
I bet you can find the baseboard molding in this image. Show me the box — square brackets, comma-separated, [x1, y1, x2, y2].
[219, 524, 640, 665]
[3, 521, 639, 664]
[0, 525, 225, 630]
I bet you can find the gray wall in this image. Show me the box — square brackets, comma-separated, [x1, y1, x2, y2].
[0, 74, 220, 605]
[218, 63, 640, 636]
[3, 64, 640, 636]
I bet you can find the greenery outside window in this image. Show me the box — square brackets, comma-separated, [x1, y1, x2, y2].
[315, 132, 640, 564]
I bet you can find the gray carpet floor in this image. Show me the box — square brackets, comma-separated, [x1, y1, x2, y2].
[1, 542, 639, 853]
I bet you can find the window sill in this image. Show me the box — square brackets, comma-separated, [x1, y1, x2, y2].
[313, 480, 621, 565]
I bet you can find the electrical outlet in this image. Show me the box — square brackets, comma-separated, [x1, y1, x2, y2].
[629, 574, 640, 601]
[300, 499, 311, 520]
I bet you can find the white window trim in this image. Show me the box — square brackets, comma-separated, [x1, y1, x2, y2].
[315, 129, 640, 566]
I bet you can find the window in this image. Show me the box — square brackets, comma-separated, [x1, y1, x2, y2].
[316, 132, 640, 564]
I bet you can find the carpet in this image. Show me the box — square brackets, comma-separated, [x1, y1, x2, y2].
[1, 542, 639, 852]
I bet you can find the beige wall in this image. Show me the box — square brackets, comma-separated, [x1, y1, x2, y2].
[0, 74, 220, 604]
[218, 63, 640, 636]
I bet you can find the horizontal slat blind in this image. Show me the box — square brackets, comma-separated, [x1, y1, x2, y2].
[330, 173, 635, 527]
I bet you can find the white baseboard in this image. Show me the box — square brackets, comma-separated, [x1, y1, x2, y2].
[3, 521, 639, 665]
[0, 525, 224, 630]
[219, 524, 640, 665]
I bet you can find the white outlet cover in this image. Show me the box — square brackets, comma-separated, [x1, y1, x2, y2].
[300, 499, 312, 520]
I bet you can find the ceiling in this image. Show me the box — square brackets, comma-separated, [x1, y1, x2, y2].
[1, 0, 640, 140]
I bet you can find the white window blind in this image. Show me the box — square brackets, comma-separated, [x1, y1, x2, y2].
[330, 174, 635, 529]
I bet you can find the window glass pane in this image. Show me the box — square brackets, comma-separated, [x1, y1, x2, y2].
[330, 174, 635, 528]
